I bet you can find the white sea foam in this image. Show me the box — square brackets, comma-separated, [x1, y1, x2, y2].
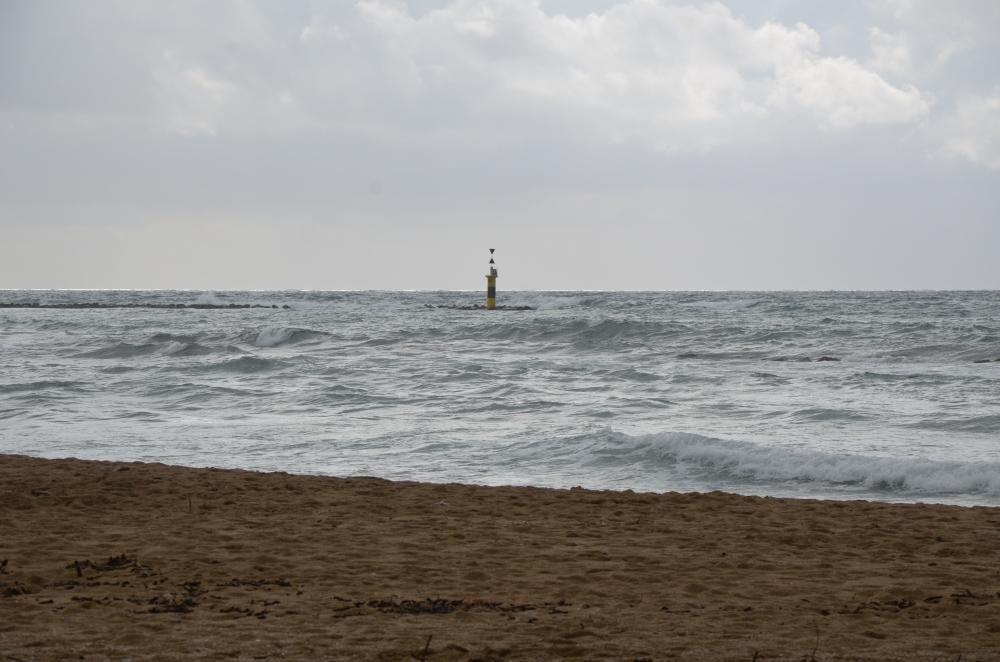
[252, 326, 331, 347]
[255, 326, 296, 347]
[162, 340, 188, 355]
[195, 291, 222, 305]
[586, 430, 1000, 497]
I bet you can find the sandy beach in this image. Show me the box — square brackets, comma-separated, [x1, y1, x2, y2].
[2, 454, 1000, 661]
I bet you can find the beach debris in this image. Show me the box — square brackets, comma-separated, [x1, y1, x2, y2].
[102, 554, 136, 570]
[220, 578, 292, 588]
[145, 581, 205, 614]
[71, 595, 115, 606]
[806, 621, 821, 662]
[1, 582, 31, 597]
[66, 554, 150, 578]
[220, 604, 270, 619]
[951, 588, 990, 606]
[848, 591, 997, 615]
[0, 559, 7, 574]
[148, 593, 196, 614]
[368, 598, 464, 614]
[180, 581, 205, 596]
[218, 598, 281, 612]
[332, 596, 565, 618]
[415, 634, 433, 662]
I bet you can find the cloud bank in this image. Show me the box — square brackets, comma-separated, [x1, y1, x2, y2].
[146, 1, 934, 147]
[0, 1, 998, 289]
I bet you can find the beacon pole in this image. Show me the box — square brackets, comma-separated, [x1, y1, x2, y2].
[486, 249, 498, 310]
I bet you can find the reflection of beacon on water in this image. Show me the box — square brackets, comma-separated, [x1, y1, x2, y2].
[486, 248, 498, 310]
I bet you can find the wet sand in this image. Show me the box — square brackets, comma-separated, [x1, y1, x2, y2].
[2, 454, 1000, 661]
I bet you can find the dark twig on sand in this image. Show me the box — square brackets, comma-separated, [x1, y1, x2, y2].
[417, 635, 432, 662]
[807, 621, 820, 661]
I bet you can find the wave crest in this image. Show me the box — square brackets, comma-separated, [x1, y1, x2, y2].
[575, 430, 1000, 498]
[0, 380, 86, 394]
[252, 326, 331, 347]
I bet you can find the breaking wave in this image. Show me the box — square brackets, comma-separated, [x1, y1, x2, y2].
[572, 430, 1000, 498]
[251, 326, 332, 347]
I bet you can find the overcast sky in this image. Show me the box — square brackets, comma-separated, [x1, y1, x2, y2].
[1, 0, 998, 290]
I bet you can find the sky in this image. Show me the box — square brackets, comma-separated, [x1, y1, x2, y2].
[1, 0, 998, 290]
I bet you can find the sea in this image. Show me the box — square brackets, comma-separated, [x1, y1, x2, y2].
[2, 289, 999, 506]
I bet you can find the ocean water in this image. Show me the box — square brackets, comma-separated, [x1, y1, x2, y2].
[1, 289, 999, 506]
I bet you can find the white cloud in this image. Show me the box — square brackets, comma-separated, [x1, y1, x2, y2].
[774, 53, 926, 129]
[272, 1, 927, 149]
[133, 1, 931, 149]
[941, 92, 1000, 170]
[868, 27, 911, 78]
[155, 51, 236, 136]
[873, 0, 1000, 72]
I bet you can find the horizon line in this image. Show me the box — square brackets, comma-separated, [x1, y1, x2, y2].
[2, 287, 999, 294]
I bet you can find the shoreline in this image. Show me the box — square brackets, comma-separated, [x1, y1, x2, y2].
[3, 453, 1000, 660]
[7, 452, 994, 510]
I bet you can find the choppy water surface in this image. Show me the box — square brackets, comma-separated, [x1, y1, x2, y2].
[2, 290, 999, 505]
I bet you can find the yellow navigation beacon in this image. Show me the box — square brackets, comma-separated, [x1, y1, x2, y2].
[486, 248, 498, 310]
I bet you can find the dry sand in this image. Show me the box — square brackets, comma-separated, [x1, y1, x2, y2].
[2, 454, 1000, 661]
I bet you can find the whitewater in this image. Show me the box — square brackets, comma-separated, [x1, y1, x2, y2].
[1, 289, 999, 506]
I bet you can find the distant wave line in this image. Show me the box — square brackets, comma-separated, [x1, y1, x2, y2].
[0, 303, 291, 310]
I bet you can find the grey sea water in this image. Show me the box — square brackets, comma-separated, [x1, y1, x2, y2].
[2, 290, 999, 505]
